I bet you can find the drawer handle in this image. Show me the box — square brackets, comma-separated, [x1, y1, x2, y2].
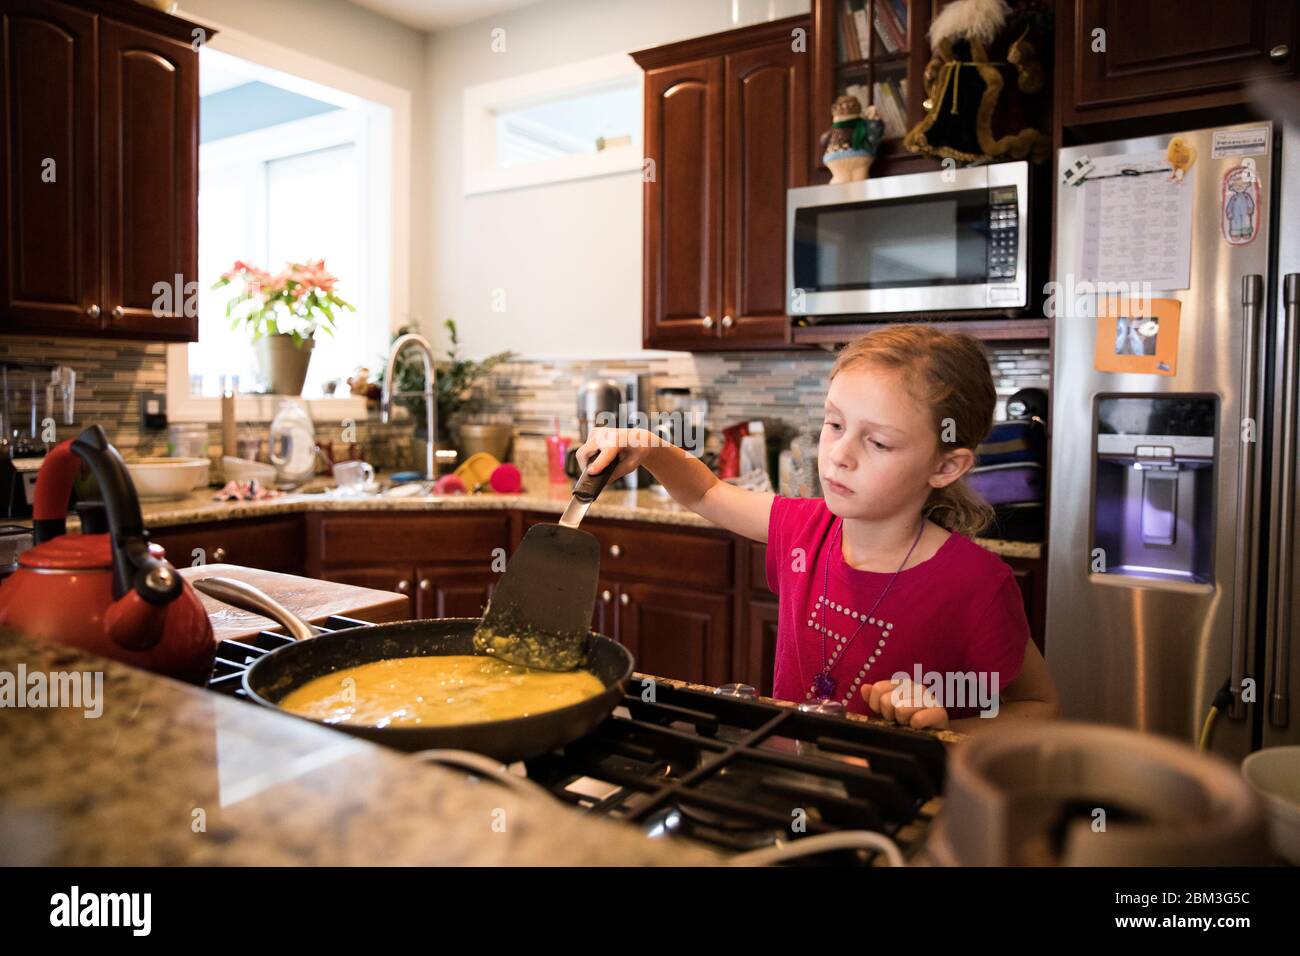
[721, 314, 734, 329]
[212, 547, 226, 562]
[619, 592, 629, 606]
[701, 315, 714, 329]
[396, 579, 411, 593]
[111, 305, 125, 320]
[609, 544, 621, 558]
[419, 578, 431, 591]
[1271, 44, 1290, 62]
[601, 589, 612, 602]
[85, 304, 101, 319]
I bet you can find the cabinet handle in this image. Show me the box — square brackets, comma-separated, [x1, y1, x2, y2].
[1271, 44, 1290, 61]
[609, 544, 621, 557]
[396, 579, 411, 593]
[702, 315, 714, 329]
[601, 589, 611, 602]
[721, 314, 734, 329]
[211, 546, 226, 563]
[419, 578, 431, 591]
[86, 304, 101, 320]
[111, 305, 125, 320]
[619, 592, 629, 607]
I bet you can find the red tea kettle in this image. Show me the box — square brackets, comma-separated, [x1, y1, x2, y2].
[0, 425, 214, 684]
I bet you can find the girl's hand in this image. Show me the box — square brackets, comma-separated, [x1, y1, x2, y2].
[864, 677, 950, 730]
[575, 427, 663, 484]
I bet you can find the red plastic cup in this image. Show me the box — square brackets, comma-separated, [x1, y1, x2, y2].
[546, 434, 571, 484]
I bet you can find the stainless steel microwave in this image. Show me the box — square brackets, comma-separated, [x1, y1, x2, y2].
[786, 161, 1030, 319]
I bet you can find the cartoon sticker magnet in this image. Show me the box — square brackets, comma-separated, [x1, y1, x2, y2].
[1094, 297, 1181, 377]
[1222, 159, 1260, 245]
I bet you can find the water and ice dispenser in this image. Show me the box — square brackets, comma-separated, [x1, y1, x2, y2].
[1092, 396, 1217, 583]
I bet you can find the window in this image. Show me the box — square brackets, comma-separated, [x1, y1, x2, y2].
[464, 52, 642, 195]
[168, 41, 408, 423]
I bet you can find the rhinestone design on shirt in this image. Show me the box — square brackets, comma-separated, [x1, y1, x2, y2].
[806, 594, 896, 707]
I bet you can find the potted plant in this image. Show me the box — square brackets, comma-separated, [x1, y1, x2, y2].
[213, 259, 355, 395]
[377, 319, 515, 453]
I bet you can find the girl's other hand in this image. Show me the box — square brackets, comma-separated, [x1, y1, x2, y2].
[575, 427, 662, 484]
[864, 677, 950, 730]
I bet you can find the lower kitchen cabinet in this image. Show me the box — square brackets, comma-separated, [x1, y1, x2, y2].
[320, 564, 416, 617]
[415, 566, 496, 619]
[746, 598, 780, 697]
[148, 516, 305, 576]
[617, 581, 731, 687]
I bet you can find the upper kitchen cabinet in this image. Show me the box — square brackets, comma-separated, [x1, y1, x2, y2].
[1058, 0, 1298, 126]
[811, 0, 938, 180]
[0, 0, 206, 341]
[634, 16, 810, 351]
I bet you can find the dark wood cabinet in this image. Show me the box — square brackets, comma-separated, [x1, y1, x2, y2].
[319, 564, 416, 617]
[148, 515, 306, 576]
[1060, 0, 1298, 125]
[618, 580, 732, 686]
[414, 566, 496, 619]
[0, 0, 205, 341]
[634, 16, 809, 352]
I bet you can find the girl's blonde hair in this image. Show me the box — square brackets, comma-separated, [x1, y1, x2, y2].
[830, 324, 996, 538]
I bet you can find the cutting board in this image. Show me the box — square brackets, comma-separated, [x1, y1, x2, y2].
[179, 564, 410, 644]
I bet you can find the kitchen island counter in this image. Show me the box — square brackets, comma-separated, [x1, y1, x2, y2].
[0, 627, 721, 866]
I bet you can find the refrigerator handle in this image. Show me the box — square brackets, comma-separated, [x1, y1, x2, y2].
[1267, 273, 1299, 729]
[1230, 274, 1265, 720]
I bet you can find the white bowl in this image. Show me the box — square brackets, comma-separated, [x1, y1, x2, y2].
[126, 457, 210, 500]
[220, 455, 279, 487]
[1242, 746, 1300, 864]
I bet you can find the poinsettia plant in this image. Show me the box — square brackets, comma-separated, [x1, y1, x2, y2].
[213, 258, 356, 347]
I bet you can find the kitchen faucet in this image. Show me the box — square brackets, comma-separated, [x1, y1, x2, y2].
[379, 332, 438, 481]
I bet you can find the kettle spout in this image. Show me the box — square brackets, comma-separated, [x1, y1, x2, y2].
[104, 588, 170, 651]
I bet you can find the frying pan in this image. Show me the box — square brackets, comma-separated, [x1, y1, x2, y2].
[194, 577, 634, 764]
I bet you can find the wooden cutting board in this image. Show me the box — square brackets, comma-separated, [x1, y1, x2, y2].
[178, 564, 410, 644]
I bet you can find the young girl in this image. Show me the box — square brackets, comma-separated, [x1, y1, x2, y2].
[576, 325, 1058, 734]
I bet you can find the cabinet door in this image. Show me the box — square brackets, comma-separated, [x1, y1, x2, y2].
[617, 582, 731, 685]
[0, 0, 99, 334]
[1067, 0, 1297, 122]
[593, 579, 618, 641]
[642, 57, 723, 349]
[746, 598, 780, 698]
[415, 566, 496, 620]
[722, 38, 807, 347]
[149, 516, 306, 576]
[98, 18, 198, 341]
[321, 565, 415, 618]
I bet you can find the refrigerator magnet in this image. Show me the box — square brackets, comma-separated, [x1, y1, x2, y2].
[1093, 297, 1180, 376]
[1222, 159, 1260, 246]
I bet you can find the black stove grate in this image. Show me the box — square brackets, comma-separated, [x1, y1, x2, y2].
[208, 617, 946, 864]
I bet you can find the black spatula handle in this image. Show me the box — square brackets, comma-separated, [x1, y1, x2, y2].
[573, 453, 623, 503]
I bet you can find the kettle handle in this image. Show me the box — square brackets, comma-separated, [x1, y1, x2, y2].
[31, 425, 182, 606]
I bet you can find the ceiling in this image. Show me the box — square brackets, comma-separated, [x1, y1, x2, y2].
[345, 0, 546, 32]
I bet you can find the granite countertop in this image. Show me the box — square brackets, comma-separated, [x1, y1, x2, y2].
[44, 472, 1041, 560]
[0, 628, 721, 866]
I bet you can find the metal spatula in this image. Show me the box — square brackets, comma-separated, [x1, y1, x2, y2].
[473, 455, 621, 671]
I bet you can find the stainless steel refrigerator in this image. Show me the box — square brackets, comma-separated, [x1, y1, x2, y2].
[1048, 121, 1300, 762]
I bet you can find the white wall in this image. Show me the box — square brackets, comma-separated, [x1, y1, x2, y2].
[424, 0, 810, 360]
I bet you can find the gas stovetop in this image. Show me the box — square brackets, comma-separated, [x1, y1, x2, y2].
[208, 617, 946, 865]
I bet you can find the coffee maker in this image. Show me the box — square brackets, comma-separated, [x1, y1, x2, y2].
[568, 375, 649, 489]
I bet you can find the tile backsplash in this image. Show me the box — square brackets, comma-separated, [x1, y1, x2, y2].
[1, 333, 1048, 476]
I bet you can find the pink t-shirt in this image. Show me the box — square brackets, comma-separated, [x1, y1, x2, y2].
[764, 496, 1028, 719]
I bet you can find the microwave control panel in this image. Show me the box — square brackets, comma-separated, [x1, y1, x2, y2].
[987, 185, 1019, 281]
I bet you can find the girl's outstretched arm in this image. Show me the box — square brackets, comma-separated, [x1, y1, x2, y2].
[577, 427, 775, 543]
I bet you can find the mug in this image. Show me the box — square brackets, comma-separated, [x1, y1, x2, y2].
[332, 460, 375, 492]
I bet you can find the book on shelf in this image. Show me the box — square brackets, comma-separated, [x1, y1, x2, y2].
[871, 80, 908, 139]
[877, 0, 908, 51]
[840, 1, 860, 62]
[872, 4, 902, 54]
[852, 5, 872, 58]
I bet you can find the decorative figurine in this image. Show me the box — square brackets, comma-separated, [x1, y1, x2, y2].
[820, 95, 885, 184]
[902, 0, 1053, 166]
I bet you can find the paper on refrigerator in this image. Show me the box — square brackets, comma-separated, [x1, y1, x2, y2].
[1076, 150, 1194, 292]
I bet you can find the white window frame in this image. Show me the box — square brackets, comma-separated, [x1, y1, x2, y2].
[168, 14, 412, 423]
[463, 52, 643, 196]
